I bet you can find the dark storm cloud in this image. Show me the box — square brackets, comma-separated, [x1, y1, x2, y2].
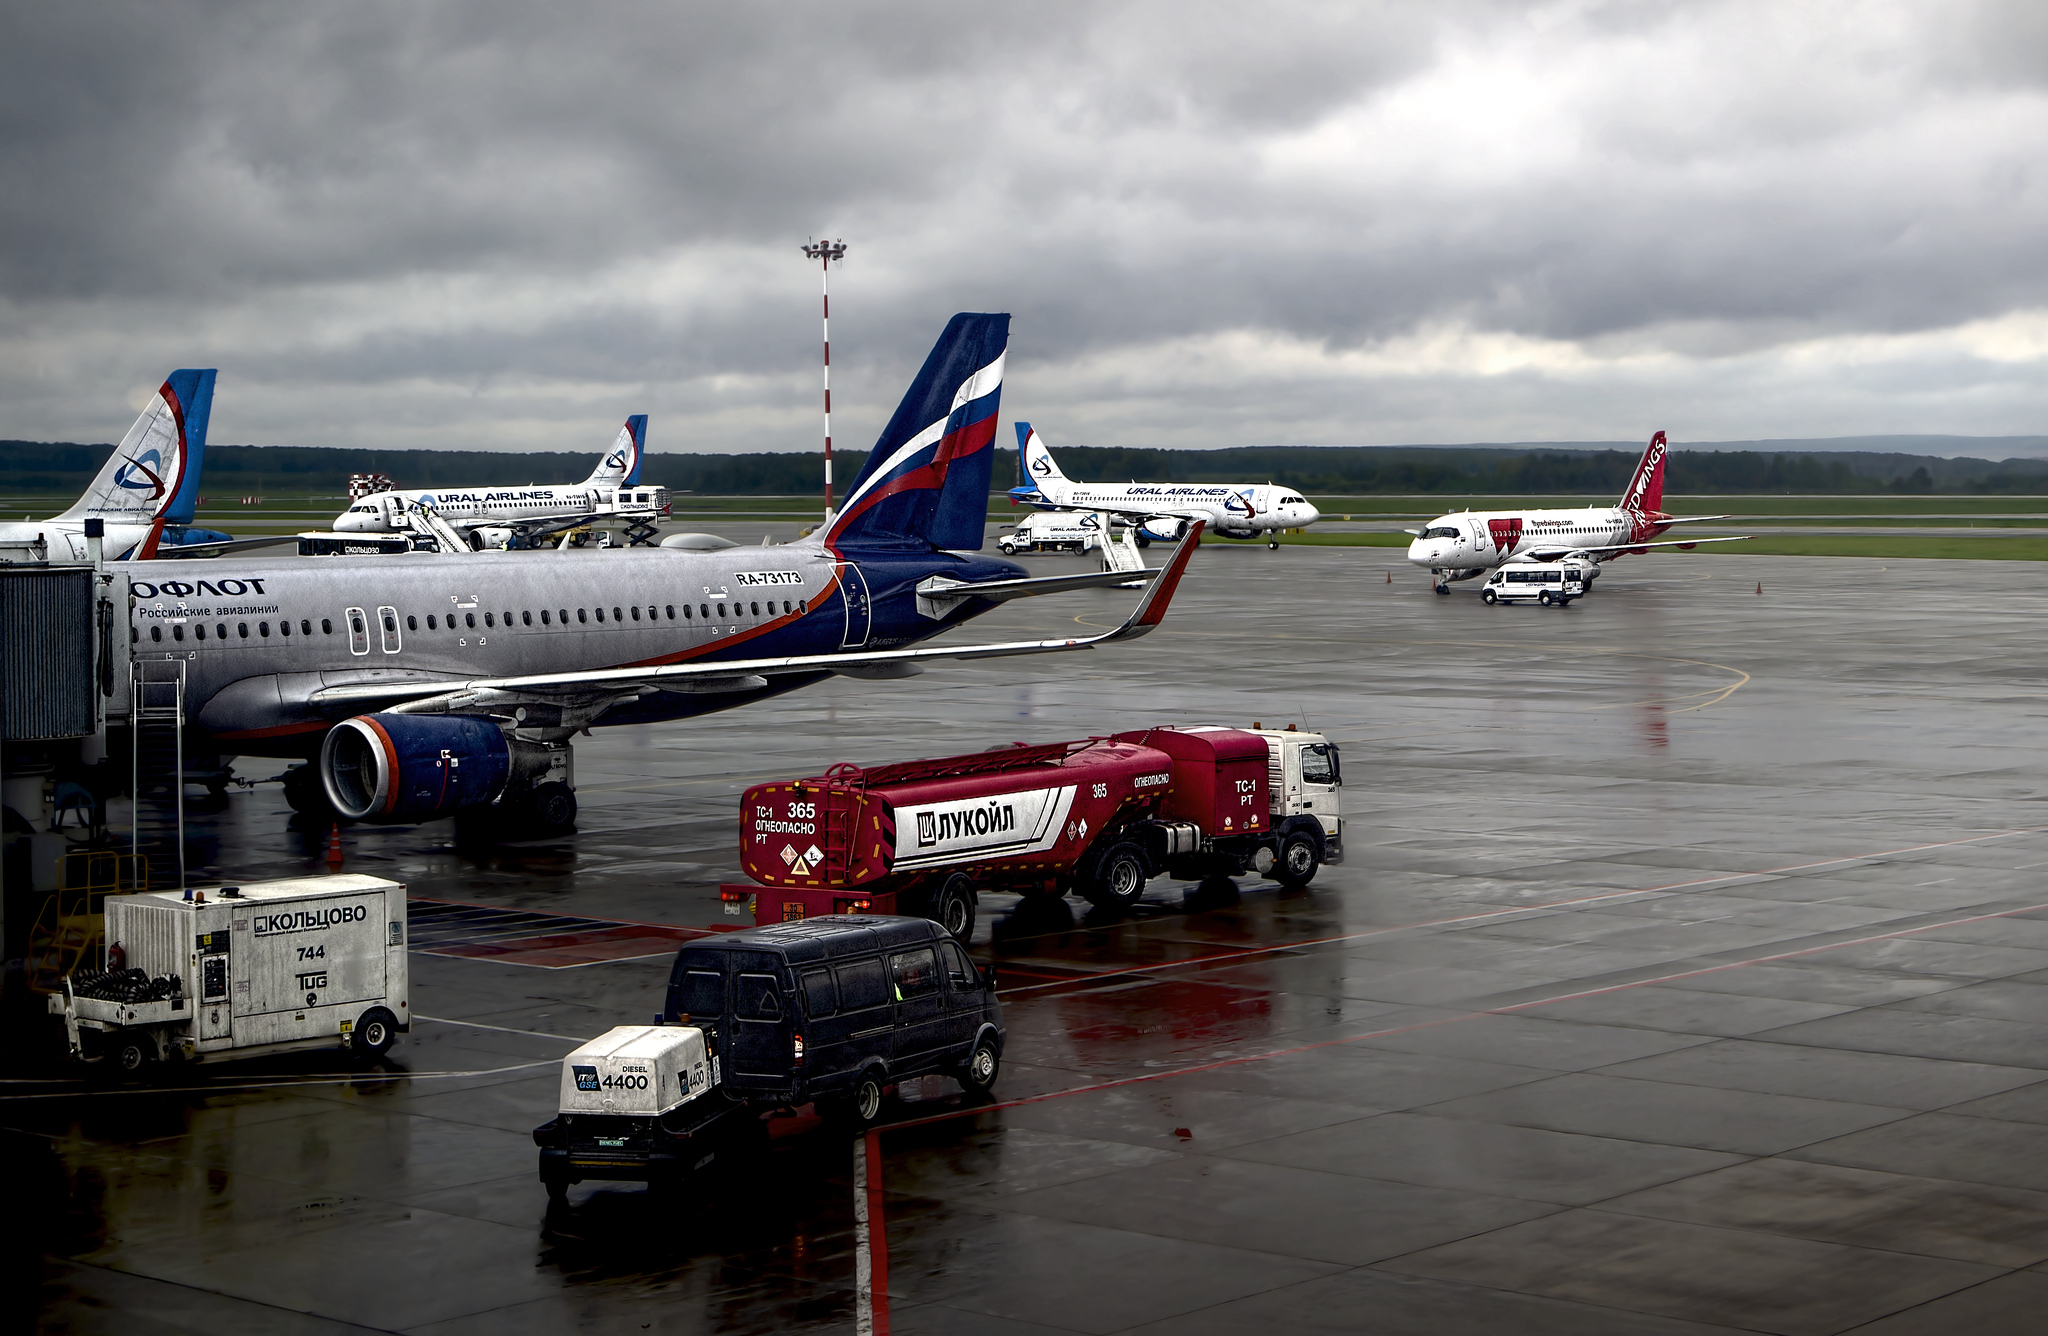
[6, 1, 2048, 451]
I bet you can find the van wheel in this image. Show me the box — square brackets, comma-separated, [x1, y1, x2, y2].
[1481, 589, 1497, 605]
[845, 1071, 885, 1126]
[1275, 830, 1321, 888]
[1538, 590, 1554, 606]
[352, 1007, 399, 1058]
[1083, 841, 1149, 910]
[933, 875, 977, 943]
[959, 1037, 1000, 1094]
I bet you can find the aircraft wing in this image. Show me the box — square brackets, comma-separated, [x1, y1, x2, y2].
[1522, 535, 1751, 560]
[1654, 514, 1733, 524]
[916, 566, 1157, 606]
[153, 534, 304, 559]
[309, 522, 1205, 711]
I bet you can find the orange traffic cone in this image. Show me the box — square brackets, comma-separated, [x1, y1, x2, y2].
[1385, 570, 1392, 584]
[1756, 581, 1762, 595]
[325, 823, 344, 869]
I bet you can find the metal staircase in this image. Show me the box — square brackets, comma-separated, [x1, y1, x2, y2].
[131, 659, 186, 892]
[1096, 513, 1148, 580]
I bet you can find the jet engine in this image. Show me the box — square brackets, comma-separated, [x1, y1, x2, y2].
[321, 713, 512, 823]
[1137, 516, 1187, 543]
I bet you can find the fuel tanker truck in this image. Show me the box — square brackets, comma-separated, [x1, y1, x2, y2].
[723, 725, 1342, 941]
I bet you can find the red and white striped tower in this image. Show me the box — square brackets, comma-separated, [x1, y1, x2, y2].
[801, 238, 847, 519]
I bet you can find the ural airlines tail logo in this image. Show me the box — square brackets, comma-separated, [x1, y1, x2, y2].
[1029, 455, 1052, 476]
[606, 450, 628, 470]
[1225, 491, 1256, 518]
[113, 448, 167, 498]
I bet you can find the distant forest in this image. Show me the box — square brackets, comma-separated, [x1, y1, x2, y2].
[8, 437, 2048, 496]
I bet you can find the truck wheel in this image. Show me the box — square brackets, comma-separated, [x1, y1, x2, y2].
[111, 1035, 154, 1075]
[1275, 830, 1322, 889]
[958, 1037, 1000, 1094]
[352, 1007, 399, 1058]
[524, 783, 578, 836]
[1084, 841, 1150, 911]
[933, 875, 978, 943]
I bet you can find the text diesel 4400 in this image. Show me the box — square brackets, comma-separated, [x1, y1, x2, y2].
[726, 726, 1342, 932]
[51, 874, 409, 1068]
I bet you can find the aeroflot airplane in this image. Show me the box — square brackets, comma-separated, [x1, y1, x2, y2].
[1008, 425, 1321, 548]
[0, 370, 230, 561]
[331, 415, 660, 544]
[1405, 432, 1745, 592]
[127, 314, 1202, 837]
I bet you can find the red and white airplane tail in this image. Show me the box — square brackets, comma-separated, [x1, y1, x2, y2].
[1618, 431, 1667, 514]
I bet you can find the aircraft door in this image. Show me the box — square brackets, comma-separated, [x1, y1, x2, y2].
[345, 607, 370, 656]
[835, 563, 872, 648]
[376, 606, 402, 653]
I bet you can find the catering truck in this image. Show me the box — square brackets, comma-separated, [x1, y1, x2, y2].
[727, 725, 1342, 940]
[48, 874, 409, 1073]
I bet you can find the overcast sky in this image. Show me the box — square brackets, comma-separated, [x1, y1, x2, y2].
[6, 1, 2048, 459]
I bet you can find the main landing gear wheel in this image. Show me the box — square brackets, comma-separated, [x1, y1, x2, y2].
[523, 783, 578, 836]
[933, 874, 978, 944]
[1481, 589, 1497, 605]
[1083, 841, 1150, 911]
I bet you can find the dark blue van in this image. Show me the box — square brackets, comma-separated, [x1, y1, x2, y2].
[664, 916, 1003, 1124]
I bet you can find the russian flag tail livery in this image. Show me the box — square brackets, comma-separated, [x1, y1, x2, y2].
[61, 369, 214, 556]
[1620, 430, 1668, 514]
[586, 414, 648, 487]
[826, 313, 1009, 552]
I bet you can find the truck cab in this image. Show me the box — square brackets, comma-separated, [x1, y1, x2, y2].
[1242, 726, 1343, 864]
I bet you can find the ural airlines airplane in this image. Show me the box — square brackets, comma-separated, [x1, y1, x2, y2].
[332, 415, 666, 546]
[0, 370, 218, 561]
[125, 314, 1200, 842]
[1009, 425, 1321, 548]
[1406, 432, 1745, 592]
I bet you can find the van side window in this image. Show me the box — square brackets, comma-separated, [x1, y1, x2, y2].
[736, 973, 782, 1020]
[939, 941, 975, 990]
[801, 969, 838, 1018]
[891, 948, 938, 1000]
[836, 958, 888, 1010]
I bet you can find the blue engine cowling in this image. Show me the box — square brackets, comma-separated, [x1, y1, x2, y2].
[321, 713, 511, 822]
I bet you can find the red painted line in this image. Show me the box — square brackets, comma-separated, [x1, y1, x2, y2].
[997, 825, 2048, 999]
[865, 1128, 890, 1334]
[882, 895, 2048, 1134]
[407, 895, 725, 936]
[422, 924, 700, 967]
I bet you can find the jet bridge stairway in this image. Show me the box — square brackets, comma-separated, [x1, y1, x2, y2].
[131, 659, 186, 892]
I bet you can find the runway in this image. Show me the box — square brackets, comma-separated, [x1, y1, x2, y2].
[17, 546, 2048, 1334]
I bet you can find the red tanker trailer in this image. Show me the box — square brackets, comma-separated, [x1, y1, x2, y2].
[723, 725, 1343, 940]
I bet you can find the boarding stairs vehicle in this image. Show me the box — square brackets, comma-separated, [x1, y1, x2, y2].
[726, 724, 1342, 939]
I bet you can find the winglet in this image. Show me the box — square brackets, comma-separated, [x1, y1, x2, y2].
[1102, 520, 1202, 642]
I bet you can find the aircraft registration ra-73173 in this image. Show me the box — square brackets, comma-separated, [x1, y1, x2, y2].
[1405, 432, 1749, 593]
[1009, 424, 1321, 548]
[331, 415, 667, 548]
[124, 313, 1204, 837]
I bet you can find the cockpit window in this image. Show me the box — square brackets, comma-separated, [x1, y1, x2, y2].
[1281, 494, 1306, 505]
[1421, 525, 1460, 540]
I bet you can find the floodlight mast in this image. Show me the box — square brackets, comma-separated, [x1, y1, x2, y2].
[801, 238, 847, 519]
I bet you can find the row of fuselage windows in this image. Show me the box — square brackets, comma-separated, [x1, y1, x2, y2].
[138, 598, 805, 644]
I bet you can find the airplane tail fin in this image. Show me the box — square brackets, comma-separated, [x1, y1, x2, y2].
[61, 369, 215, 557]
[825, 313, 1009, 552]
[585, 415, 647, 487]
[1018, 423, 1071, 489]
[1619, 430, 1668, 513]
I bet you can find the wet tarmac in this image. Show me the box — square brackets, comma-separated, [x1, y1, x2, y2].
[16, 547, 2048, 1334]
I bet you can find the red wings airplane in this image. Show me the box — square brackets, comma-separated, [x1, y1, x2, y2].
[1404, 432, 1746, 593]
